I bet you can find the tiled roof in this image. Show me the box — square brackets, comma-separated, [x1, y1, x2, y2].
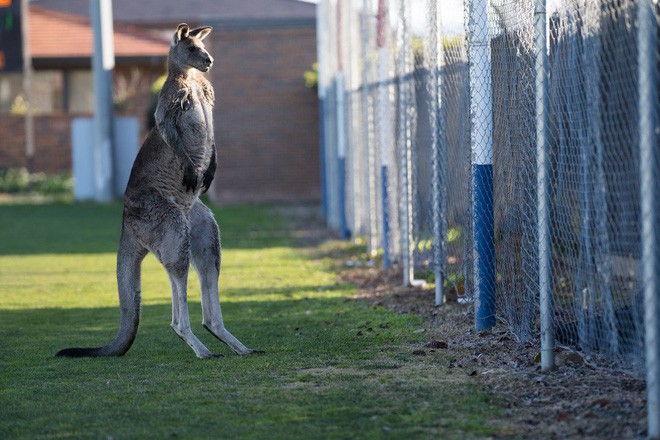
[31, 0, 316, 27]
[30, 6, 170, 60]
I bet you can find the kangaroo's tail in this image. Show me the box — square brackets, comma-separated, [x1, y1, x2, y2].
[56, 232, 145, 358]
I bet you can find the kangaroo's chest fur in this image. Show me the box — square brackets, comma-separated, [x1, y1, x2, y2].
[177, 76, 215, 168]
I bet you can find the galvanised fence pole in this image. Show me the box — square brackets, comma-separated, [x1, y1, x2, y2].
[397, 0, 414, 287]
[362, 0, 379, 257]
[429, 0, 447, 305]
[535, 0, 554, 371]
[638, 0, 660, 437]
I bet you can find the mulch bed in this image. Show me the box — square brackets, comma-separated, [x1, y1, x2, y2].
[341, 264, 648, 439]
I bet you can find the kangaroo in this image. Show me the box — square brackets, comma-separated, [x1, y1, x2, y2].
[56, 23, 258, 359]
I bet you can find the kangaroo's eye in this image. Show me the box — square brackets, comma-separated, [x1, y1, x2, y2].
[188, 47, 196, 53]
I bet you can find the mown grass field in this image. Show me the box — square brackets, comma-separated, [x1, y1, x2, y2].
[0, 202, 503, 439]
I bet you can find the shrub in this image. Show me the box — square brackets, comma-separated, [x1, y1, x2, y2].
[0, 168, 72, 195]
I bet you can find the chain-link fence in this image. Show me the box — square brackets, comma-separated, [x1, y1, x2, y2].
[317, 0, 659, 435]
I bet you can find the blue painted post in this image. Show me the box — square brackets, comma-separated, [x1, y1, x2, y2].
[336, 72, 350, 239]
[467, 0, 496, 330]
[336, 1, 350, 239]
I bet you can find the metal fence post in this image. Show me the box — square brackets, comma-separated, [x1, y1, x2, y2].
[377, 0, 391, 268]
[467, 0, 496, 330]
[429, 0, 447, 305]
[535, 0, 554, 371]
[361, 0, 379, 257]
[397, 0, 414, 287]
[638, 0, 660, 437]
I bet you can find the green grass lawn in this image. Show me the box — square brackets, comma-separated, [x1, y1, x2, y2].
[0, 202, 502, 439]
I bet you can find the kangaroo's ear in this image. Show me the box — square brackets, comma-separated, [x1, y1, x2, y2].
[172, 23, 190, 46]
[189, 26, 212, 41]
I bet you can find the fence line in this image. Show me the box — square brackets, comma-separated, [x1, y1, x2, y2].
[317, 0, 659, 435]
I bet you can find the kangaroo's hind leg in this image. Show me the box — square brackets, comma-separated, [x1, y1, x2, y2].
[189, 200, 258, 355]
[145, 201, 215, 359]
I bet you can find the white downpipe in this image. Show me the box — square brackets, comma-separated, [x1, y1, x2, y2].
[90, 0, 116, 201]
[377, 47, 390, 168]
[336, 72, 346, 160]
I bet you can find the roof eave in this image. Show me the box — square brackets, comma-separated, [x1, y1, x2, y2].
[121, 17, 316, 30]
[32, 55, 167, 70]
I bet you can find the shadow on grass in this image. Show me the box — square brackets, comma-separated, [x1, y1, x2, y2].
[0, 296, 413, 366]
[0, 203, 319, 255]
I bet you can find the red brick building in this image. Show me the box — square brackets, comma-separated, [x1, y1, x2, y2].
[2, 0, 320, 203]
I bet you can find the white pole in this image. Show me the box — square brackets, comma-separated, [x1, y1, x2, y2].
[90, 0, 115, 201]
[638, 0, 660, 437]
[316, 0, 329, 219]
[536, 0, 554, 371]
[467, 0, 493, 166]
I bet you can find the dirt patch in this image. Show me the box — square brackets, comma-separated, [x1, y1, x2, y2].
[341, 264, 648, 439]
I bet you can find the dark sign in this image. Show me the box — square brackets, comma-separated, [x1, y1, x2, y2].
[0, 0, 22, 72]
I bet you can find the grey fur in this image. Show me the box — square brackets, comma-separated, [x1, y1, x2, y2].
[56, 24, 257, 359]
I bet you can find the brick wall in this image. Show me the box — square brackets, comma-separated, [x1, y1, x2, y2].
[0, 114, 73, 173]
[209, 25, 320, 203]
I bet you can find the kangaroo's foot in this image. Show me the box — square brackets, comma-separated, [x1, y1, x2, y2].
[202, 323, 264, 355]
[171, 324, 218, 359]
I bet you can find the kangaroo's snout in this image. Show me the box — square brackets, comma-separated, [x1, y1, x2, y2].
[197, 51, 213, 72]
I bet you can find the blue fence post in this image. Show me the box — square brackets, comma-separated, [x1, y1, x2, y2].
[336, 71, 350, 239]
[377, 0, 391, 267]
[467, 0, 496, 330]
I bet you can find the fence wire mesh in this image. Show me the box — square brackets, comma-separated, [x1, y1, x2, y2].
[318, 0, 659, 430]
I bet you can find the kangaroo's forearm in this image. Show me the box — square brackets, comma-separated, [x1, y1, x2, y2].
[207, 146, 217, 174]
[157, 115, 195, 168]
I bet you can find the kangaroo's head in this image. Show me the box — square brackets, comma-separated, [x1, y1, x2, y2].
[169, 23, 214, 73]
